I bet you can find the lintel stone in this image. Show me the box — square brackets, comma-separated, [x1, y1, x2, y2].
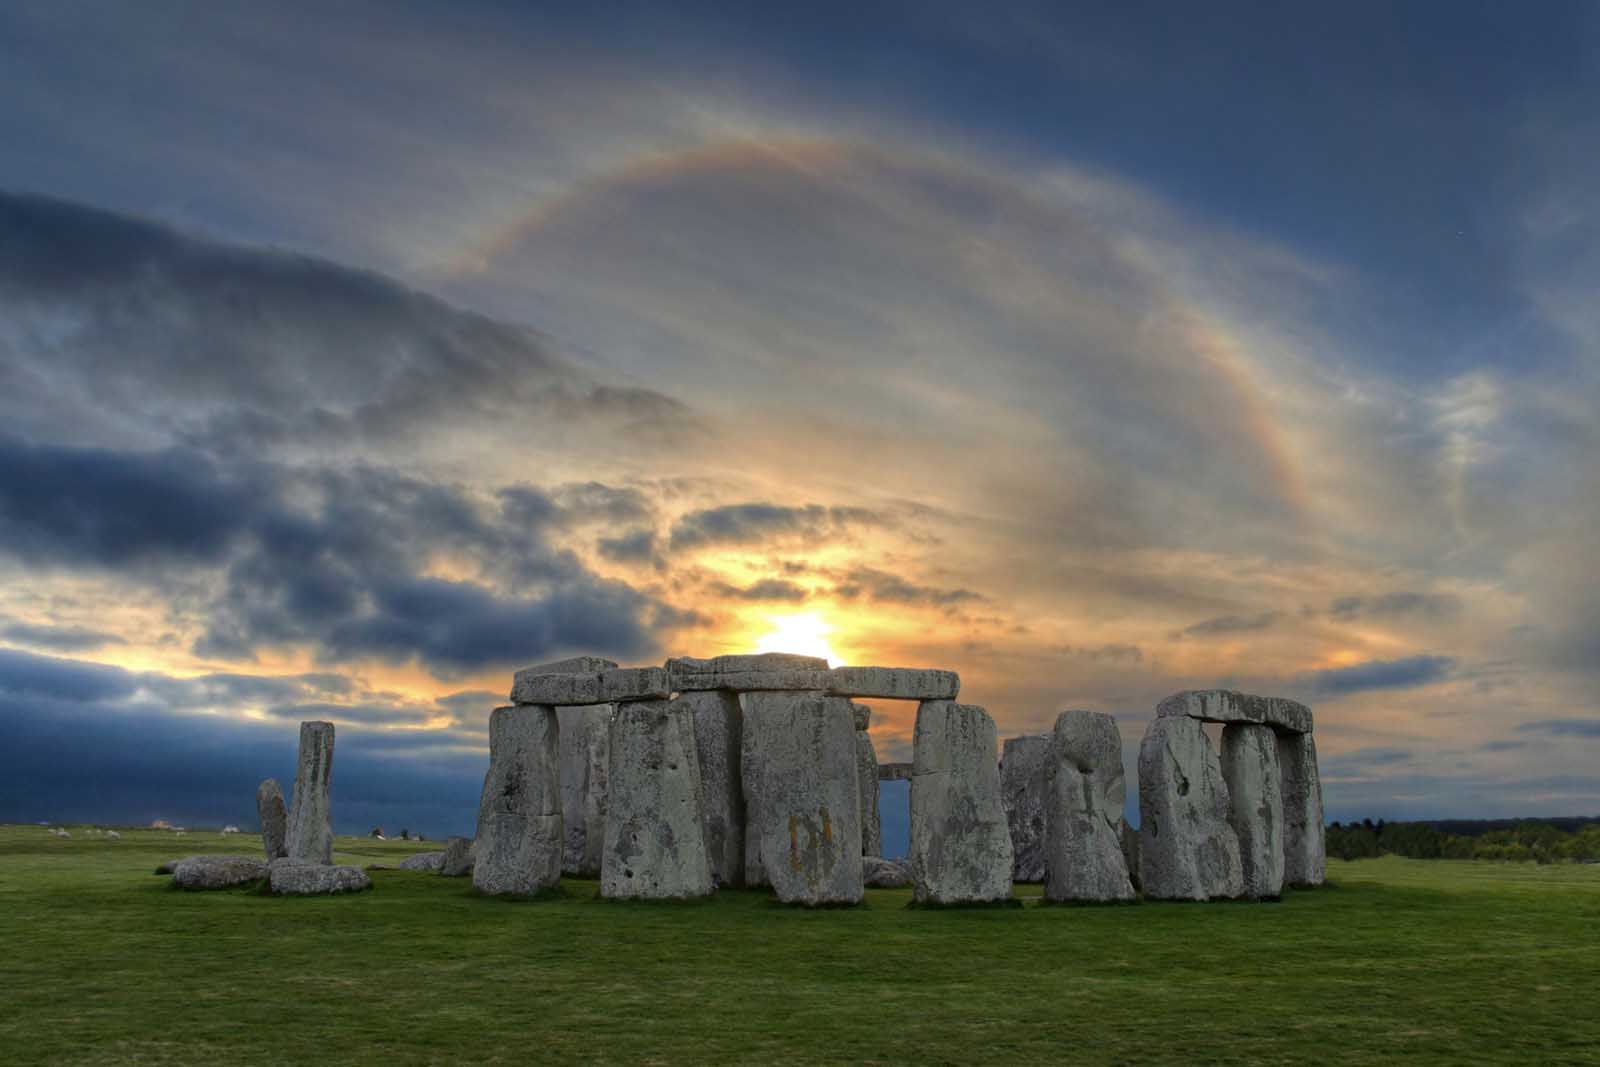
[511, 666, 670, 706]
[1156, 689, 1312, 734]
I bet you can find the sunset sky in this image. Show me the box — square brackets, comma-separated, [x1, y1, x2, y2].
[3, 1, 1598, 837]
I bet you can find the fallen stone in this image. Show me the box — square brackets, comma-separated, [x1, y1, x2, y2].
[740, 691, 862, 904]
[1138, 716, 1244, 901]
[878, 762, 913, 781]
[269, 858, 371, 895]
[1043, 711, 1135, 903]
[862, 855, 912, 888]
[511, 666, 670, 707]
[1278, 731, 1326, 887]
[399, 851, 446, 872]
[1221, 723, 1285, 899]
[856, 721, 881, 858]
[172, 855, 267, 889]
[910, 700, 1014, 905]
[154, 857, 198, 875]
[675, 690, 745, 887]
[439, 835, 475, 877]
[472, 705, 563, 896]
[666, 653, 829, 691]
[557, 704, 613, 877]
[601, 699, 714, 899]
[285, 721, 335, 865]
[999, 734, 1051, 882]
[1157, 690, 1313, 735]
[257, 778, 288, 861]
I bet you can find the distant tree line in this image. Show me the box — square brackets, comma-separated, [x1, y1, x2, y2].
[1327, 817, 1600, 863]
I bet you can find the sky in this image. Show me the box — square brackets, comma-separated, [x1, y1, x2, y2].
[2, 1, 1598, 839]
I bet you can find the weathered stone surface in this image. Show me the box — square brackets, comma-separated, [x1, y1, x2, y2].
[285, 721, 335, 865]
[1043, 711, 1135, 903]
[1121, 821, 1142, 893]
[1221, 723, 1285, 900]
[856, 725, 881, 857]
[878, 762, 913, 781]
[862, 855, 912, 888]
[851, 703, 871, 731]
[269, 858, 371, 895]
[666, 653, 829, 691]
[669, 663, 959, 701]
[511, 666, 669, 707]
[439, 835, 475, 877]
[601, 699, 714, 899]
[1157, 690, 1313, 735]
[256, 778, 287, 861]
[399, 851, 446, 871]
[674, 690, 744, 887]
[910, 700, 1014, 905]
[999, 734, 1051, 882]
[1138, 716, 1244, 901]
[740, 691, 862, 904]
[172, 855, 267, 889]
[473, 705, 563, 896]
[557, 704, 613, 877]
[154, 857, 196, 875]
[1278, 731, 1326, 887]
[519, 656, 619, 677]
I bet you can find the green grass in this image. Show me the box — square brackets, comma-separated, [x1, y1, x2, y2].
[2, 825, 1598, 1064]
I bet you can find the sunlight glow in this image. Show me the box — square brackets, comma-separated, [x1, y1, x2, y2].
[754, 612, 840, 667]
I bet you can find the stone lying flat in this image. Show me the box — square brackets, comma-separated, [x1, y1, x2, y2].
[285, 721, 336, 865]
[601, 699, 714, 900]
[439, 835, 475, 877]
[999, 734, 1051, 883]
[856, 721, 881, 858]
[1221, 723, 1285, 899]
[558, 704, 614, 877]
[510, 667, 669, 707]
[878, 762, 913, 781]
[1278, 732, 1326, 887]
[675, 690, 745, 887]
[669, 662, 960, 701]
[862, 856, 912, 888]
[155, 857, 199, 875]
[399, 851, 446, 872]
[741, 691, 862, 904]
[1044, 712, 1135, 903]
[172, 855, 267, 889]
[269, 859, 371, 895]
[910, 700, 1014, 905]
[666, 653, 829, 691]
[1157, 690, 1313, 735]
[1138, 716, 1244, 901]
[257, 778, 287, 861]
[473, 705, 563, 896]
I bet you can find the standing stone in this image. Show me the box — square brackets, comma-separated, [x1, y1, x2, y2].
[601, 699, 715, 899]
[854, 705, 881, 858]
[674, 690, 744, 887]
[1278, 731, 1326, 887]
[1138, 716, 1244, 901]
[1121, 820, 1142, 893]
[999, 734, 1051, 882]
[557, 705, 613, 877]
[439, 835, 475, 877]
[472, 705, 562, 897]
[1043, 711, 1135, 903]
[256, 778, 288, 861]
[1221, 723, 1285, 899]
[909, 700, 1014, 905]
[285, 721, 335, 865]
[741, 691, 862, 905]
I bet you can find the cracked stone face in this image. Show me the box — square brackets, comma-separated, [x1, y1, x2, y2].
[1138, 715, 1244, 901]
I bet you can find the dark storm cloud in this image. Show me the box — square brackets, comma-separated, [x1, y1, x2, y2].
[552, 482, 656, 524]
[1515, 719, 1600, 739]
[712, 578, 809, 602]
[1175, 611, 1284, 639]
[1298, 655, 1456, 696]
[0, 649, 486, 835]
[597, 529, 661, 565]
[667, 504, 884, 552]
[0, 619, 126, 653]
[1328, 593, 1462, 622]
[831, 567, 982, 608]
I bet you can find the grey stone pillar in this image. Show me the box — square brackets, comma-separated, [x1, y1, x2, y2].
[854, 703, 881, 857]
[285, 721, 335, 865]
[473, 705, 563, 896]
[909, 700, 1014, 905]
[257, 778, 287, 861]
[1137, 716, 1244, 900]
[1278, 731, 1326, 887]
[601, 699, 714, 899]
[558, 704, 613, 877]
[1043, 711, 1135, 903]
[1221, 723, 1285, 899]
[673, 690, 745, 887]
[999, 733, 1051, 882]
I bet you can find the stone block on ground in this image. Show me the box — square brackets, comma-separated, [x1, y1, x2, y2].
[285, 721, 335, 865]
[1138, 716, 1244, 901]
[269, 858, 371, 895]
[511, 666, 668, 707]
[439, 835, 475, 877]
[172, 855, 267, 889]
[674, 690, 744, 887]
[558, 704, 614, 877]
[257, 778, 287, 860]
[740, 691, 863, 904]
[1043, 711, 1135, 903]
[1221, 723, 1285, 899]
[601, 699, 714, 899]
[1278, 731, 1326, 887]
[473, 705, 563, 896]
[862, 856, 912, 888]
[399, 851, 446, 872]
[999, 733, 1051, 882]
[909, 700, 1014, 905]
[1157, 690, 1313, 735]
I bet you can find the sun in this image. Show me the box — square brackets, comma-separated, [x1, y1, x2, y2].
[753, 612, 840, 667]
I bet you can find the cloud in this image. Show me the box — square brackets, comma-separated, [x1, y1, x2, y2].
[597, 529, 660, 565]
[1176, 611, 1283, 638]
[1298, 655, 1456, 696]
[1059, 643, 1144, 663]
[831, 567, 983, 608]
[1515, 719, 1600, 739]
[667, 504, 884, 552]
[1327, 592, 1462, 622]
[0, 619, 126, 652]
[712, 578, 809, 602]
[1479, 740, 1528, 752]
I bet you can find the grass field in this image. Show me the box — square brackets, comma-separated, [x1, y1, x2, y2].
[2, 824, 1598, 1064]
